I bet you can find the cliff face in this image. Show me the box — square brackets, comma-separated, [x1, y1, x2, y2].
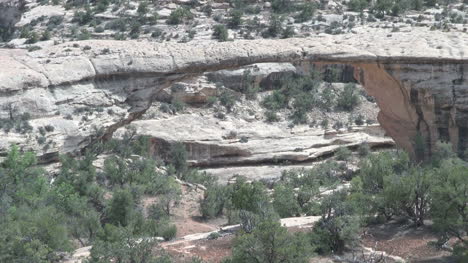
[353, 62, 468, 158]
[0, 27, 467, 159]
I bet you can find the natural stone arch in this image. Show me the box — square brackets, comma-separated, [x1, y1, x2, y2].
[0, 28, 467, 159]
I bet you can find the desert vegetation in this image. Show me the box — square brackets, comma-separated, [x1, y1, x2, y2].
[1, 131, 466, 262]
[0, 0, 467, 262]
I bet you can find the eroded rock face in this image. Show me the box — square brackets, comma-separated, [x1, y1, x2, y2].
[0, 27, 466, 159]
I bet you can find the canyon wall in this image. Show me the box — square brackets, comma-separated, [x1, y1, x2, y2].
[0, 27, 467, 159]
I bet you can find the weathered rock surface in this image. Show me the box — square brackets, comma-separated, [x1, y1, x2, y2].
[0, 27, 467, 158]
[120, 114, 392, 167]
[206, 62, 297, 91]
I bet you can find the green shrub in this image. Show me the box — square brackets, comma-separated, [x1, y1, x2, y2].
[336, 83, 360, 111]
[262, 14, 283, 38]
[137, 1, 149, 16]
[295, 3, 316, 22]
[335, 146, 352, 161]
[354, 114, 364, 126]
[281, 26, 294, 38]
[73, 7, 93, 25]
[213, 24, 229, 42]
[167, 8, 193, 25]
[228, 9, 243, 28]
[200, 185, 229, 219]
[129, 21, 141, 39]
[168, 142, 188, 174]
[94, 0, 109, 13]
[25, 32, 39, 44]
[94, 26, 104, 33]
[161, 224, 177, 240]
[77, 28, 91, 40]
[208, 232, 221, 240]
[309, 191, 360, 254]
[202, 4, 213, 16]
[105, 18, 128, 31]
[262, 90, 288, 110]
[219, 90, 237, 112]
[264, 111, 279, 122]
[318, 87, 336, 112]
[348, 0, 368, 12]
[240, 70, 258, 100]
[37, 136, 47, 145]
[271, 0, 293, 13]
[40, 30, 51, 41]
[320, 119, 329, 129]
[272, 183, 300, 217]
[357, 143, 371, 157]
[105, 188, 135, 227]
[281, 161, 341, 189]
[171, 98, 185, 112]
[232, 220, 313, 263]
[20, 26, 31, 39]
[47, 15, 64, 30]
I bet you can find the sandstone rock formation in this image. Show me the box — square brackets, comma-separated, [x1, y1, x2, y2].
[0, 27, 467, 159]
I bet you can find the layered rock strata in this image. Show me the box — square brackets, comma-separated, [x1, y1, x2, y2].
[0, 27, 467, 159]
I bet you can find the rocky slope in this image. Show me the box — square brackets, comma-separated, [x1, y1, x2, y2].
[0, 27, 467, 161]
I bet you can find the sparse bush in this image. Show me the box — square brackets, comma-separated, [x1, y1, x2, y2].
[25, 32, 39, 44]
[281, 26, 294, 38]
[262, 90, 288, 110]
[37, 136, 47, 145]
[295, 3, 316, 23]
[213, 24, 228, 42]
[40, 30, 51, 41]
[219, 90, 237, 112]
[354, 114, 365, 126]
[106, 18, 128, 32]
[357, 143, 371, 157]
[335, 146, 352, 161]
[161, 224, 177, 240]
[77, 28, 91, 40]
[129, 21, 141, 39]
[200, 185, 229, 219]
[167, 8, 193, 25]
[336, 83, 360, 111]
[94, 0, 109, 13]
[265, 111, 280, 122]
[348, 0, 368, 12]
[231, 220, 313, 263]
[272, 183, 300, 217]
[271, 0, 293, 13]
[320, 119, 329, 129]
[310, 190, 360, 255]
[202, 4, 213, 17]
[239, 70, 258, 100]
[73, 7, 93, 25]
[228, 9, 243, 28]
[208, 232, 221, 240]
[171, 98, 185, 113]
[137, 1, 149, 16]
[47, 15, 64, 30]
[262, 14, 283, 38]
[94, 26, 104, 33]
[168, 142, 188, 174]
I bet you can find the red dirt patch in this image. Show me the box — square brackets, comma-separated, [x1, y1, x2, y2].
[362, 221, 455, 263]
